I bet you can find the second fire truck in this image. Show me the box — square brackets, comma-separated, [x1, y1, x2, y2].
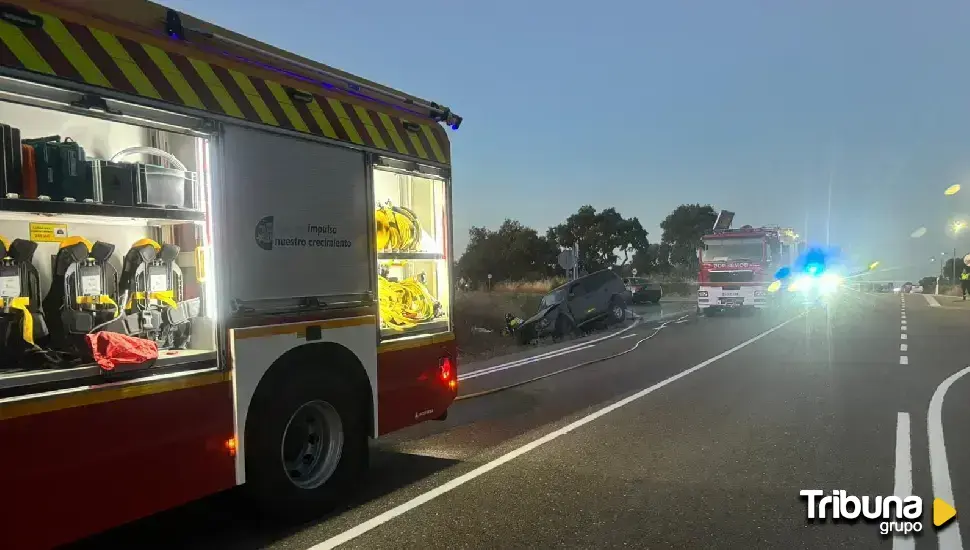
[697, 210, 801, 314]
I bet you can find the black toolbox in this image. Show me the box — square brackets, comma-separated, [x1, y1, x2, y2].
[0, 123, 22, 196]
[23, 136, 92, 202]
[89, 160, 137, 206]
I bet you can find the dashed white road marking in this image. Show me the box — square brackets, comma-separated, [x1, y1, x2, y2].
[901, 333, 907, 340]
[620, 333, 638, 339]
[900, 356, 908, 365]
[901, 325, 907, 331]
[928, 366, 969, 550]
[901, 319, 907, 325]
[900, 343, 908, 352]
[308, 314, 807, 549]
[924, 294, 941, 307]
[893, 412, 915, 550]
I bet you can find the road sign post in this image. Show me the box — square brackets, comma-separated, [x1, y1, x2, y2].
[558, 248, 578, 281]
[487, 273, 492, 291]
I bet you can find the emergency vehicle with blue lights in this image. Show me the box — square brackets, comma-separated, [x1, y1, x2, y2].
[0, 2, 460, 547]
[696, 210, 801, 314]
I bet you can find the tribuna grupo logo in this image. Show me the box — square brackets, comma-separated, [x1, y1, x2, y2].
[801, 490, 923, 535]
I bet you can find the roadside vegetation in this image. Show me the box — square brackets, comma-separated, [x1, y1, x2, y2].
[453, 203, 715, 362]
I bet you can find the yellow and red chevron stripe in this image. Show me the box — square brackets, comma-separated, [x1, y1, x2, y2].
[0, 4, 450, 164]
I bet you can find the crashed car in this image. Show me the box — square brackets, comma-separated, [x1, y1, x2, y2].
[514, 269, 628, 345]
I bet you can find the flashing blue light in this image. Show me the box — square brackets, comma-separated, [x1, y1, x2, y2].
[451, 124, 459, 130]
[775, 267, 791, 280]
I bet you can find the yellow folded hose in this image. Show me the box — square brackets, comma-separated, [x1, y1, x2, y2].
[379, 276, 438, 330]
[375, 202, 421, 252]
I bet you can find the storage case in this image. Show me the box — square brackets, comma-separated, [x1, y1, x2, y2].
[136, 163, 199, 209]
[89, 160, 137, 206]
[106, 147, 200, 210]
[20, 144, 37, 198]
[0, 123, 21, 196]
[23, 136, 92, 202]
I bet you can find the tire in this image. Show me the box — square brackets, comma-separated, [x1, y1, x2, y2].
[608, 298, 625, 324]
[245, 367, 368, 518]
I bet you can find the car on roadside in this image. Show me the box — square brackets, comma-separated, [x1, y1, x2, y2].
[622, 277, 663, 304]
[515, 269, 628, 344]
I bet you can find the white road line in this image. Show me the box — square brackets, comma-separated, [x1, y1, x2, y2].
[925, 294, 942, 307]
[459, 344, 597, 381]
[308, 314, 806, 550]
[894, 412, 915, 550]
[459, 310, 694, 381]
[620, 333, 638, 339]
[901, 334, 907, 340]
[900, 344, 908, 352]
[458, 311, 667, 381]
[901, 325, 908, 331]
[929, 367, 969, 550]
[900, 356, 908, 365]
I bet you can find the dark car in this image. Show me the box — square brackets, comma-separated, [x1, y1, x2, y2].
[515, 269, 628, 344]
[622, 277, 663, 304]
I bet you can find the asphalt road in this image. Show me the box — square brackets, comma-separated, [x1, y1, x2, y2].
[71, 290, 970, 549]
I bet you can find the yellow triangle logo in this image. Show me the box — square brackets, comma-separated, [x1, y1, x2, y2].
[934, 498, 957, 527]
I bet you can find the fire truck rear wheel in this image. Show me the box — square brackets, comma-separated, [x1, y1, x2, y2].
[245, 368, 368, 516]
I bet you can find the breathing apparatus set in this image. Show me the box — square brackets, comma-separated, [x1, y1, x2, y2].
[2, 234, 198, 368]
[0, 235, 49, 365]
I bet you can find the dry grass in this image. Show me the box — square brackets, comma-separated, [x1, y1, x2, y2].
[454, 291, 542, 361]
[492, 278, 564, 294]
[939, 285, 963, 297]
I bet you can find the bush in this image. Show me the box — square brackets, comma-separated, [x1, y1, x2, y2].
[453, 291, 543, 360]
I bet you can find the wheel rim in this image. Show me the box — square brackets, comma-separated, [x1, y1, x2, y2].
[613, 305, 624, 320]
[280, 400, 344, 490]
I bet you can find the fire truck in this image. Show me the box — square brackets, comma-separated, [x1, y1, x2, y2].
[697, 210, 800, 315]
[0, 2, 460, 547]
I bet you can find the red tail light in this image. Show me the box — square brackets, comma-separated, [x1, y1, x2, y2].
[439, 356, 454, 381]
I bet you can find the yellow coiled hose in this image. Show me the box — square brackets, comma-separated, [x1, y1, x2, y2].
[375, 202, 421, 252]
[379, 276, 437, 330]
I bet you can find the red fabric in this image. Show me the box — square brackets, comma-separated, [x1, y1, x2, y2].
[85, 332, 159, 371]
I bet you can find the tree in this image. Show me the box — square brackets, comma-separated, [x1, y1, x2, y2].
[632, 243, 672, 276]
[547, 205, 649, 273]
[659, 204, 718, 269]
[943, 258, 966, 284]
[457, 219, 558, 286]
[919, 276, 938, 291]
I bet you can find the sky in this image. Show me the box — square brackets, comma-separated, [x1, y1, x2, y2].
[165, 0, 970, 281]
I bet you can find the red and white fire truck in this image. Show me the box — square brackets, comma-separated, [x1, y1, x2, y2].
[0, 2, 460, 547]
[697, 210, 800, 314]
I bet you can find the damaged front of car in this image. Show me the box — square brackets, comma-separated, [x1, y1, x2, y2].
[514, 287, 570, 344]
